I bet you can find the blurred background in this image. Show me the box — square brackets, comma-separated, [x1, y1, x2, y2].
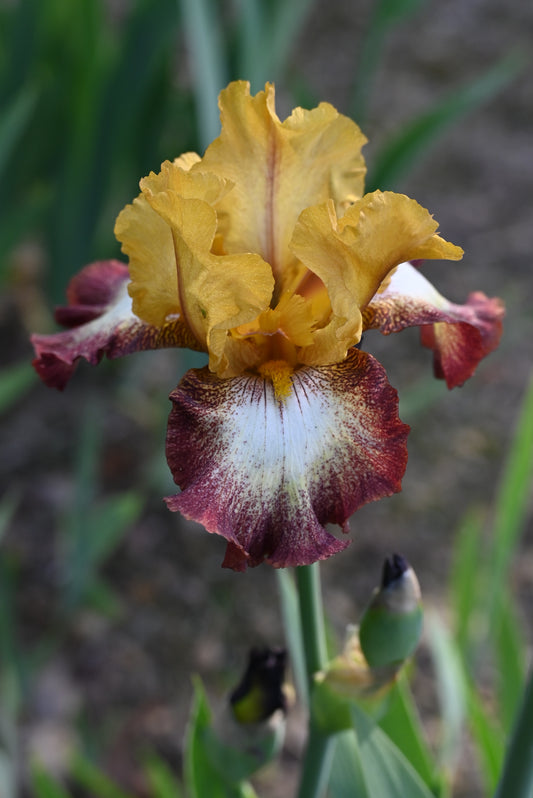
[0, 0, 532, 795]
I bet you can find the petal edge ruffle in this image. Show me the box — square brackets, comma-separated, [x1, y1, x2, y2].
[31, 260, 201, 390]
[165, 349, 409, 570]
[363, 262, 504, 388]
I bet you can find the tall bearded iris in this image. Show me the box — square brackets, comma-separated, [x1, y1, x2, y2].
[32, 82, 503, 570]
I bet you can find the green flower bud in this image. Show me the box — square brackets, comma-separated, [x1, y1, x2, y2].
[359, 553, 423, 669]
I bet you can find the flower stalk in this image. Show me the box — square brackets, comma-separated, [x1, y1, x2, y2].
[296, 563, 335, 798]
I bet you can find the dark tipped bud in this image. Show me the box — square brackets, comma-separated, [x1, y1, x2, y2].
[230, 647, 287, 725]
[382, 553, 409, 588]
[359, 554, 423, 669]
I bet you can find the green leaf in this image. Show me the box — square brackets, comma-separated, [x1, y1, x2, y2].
[86, 493, 142, 567]
[329, 705, 435, 797]
[0, 493, 18, 544]
[263, 0, 315, 84]
[276, 568, 308, 705]
[350, 0, 427, 123]
[0, 671, 18, 798]
[494, 667, 533, 798]
[143, 753, 185, 798]
[329, 731, 367, 797]
[70, 752, 134, 798]
[0, 363, 36, 415]
[489, 373, 533, 615]
[368, 51, 527, 190]
[378, 674, 442, 793]
[426, 613, 467, 777]
[354, 703, 436, 797]
[0, 87, 37, 178]
[61, 402, 141, 610]
[465, 684, 503, 795]
[179, 0, 227, 148]
[30, 762, 71, 798]
[185, 679, 253, 798]
[494, 597, 526, 732]
[83, 577, 123, 618]
[450, 508, 485, 658]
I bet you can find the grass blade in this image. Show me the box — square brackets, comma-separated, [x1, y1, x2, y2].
[466, 685, 503, 796]
[0, 88, 37, 178]
[368, 51, 526, 190]
[143, 753, 185, 798]
[180, 0, 228, 148]
[350, 0, 427, 124]
[276, 568, 308, 706]
[426, 612, 467, 780]
[30, 762, 71, 798]
[489, 373, 533, 610]
[449, 508, 485, 659]
[494, 667, 533, 798]
[379, 673, 442, 793]
[494, 596, 526, 732]
[0, 363, 37, 415]
[266, 0, 315, 83]
[70, 752, 134, 798]
[349, 704, 435, 798]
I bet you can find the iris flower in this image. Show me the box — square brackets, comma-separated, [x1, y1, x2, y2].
[31, 82, 503, 571]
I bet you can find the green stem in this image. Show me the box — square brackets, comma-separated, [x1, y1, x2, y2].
[296, 564, 328, 679]
[295, 564, 335, 798]
[494, 666, 533, 798]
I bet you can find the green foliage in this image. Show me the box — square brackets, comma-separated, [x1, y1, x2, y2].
[350, 0, 428, 124]
[0, 0, 185, 296]
[367, 52, 526, 190]
[61, 402, 142, 611]
[378, 675, 443, 795]
[69, 753, 136, 798]
[185, 679, 259, 798]
[2, 0, 529, 796]
[441, 372, 533, 794]
[30, 763, 71, 798]
[143, 753, 185, 798]
[329, 708, 435, 798]
[0, 363, 36, 415]
[276, 568, 308, 705]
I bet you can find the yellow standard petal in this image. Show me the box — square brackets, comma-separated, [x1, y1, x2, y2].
[114, 161, 231, 328]
[290, 190, 463, 366]
[142, 184, 274, 377]
[195, 81, 367, 292]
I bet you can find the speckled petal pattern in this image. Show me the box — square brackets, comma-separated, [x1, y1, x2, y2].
[31, 260, 201, 390]
[363, 262, 504, 388]
[165, 349, 409, 570]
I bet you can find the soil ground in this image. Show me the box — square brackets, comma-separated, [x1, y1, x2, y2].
[1, 0, 532, 795]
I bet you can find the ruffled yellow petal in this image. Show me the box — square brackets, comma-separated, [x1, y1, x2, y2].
[290, 191, 464, 366]
[114, 161, 231, 328]
[114, 194, 177, 327]
[195, 81, 367, 292]
[142, 187, 274, 376]
[174, 151, 201, 170]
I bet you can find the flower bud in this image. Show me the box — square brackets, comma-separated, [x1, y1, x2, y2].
[208, 648, 288, 782]
[359, 553, 423, 669]
[230, 647, 287, 724]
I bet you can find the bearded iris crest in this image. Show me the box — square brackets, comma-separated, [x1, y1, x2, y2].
[31, 81, 504, 570]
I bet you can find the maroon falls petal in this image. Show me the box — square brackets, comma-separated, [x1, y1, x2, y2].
[165, 349, 410, 570]
[420, 292, 504, 388]
[31, 260, 201, 390]
[363, 262, 504, 389]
